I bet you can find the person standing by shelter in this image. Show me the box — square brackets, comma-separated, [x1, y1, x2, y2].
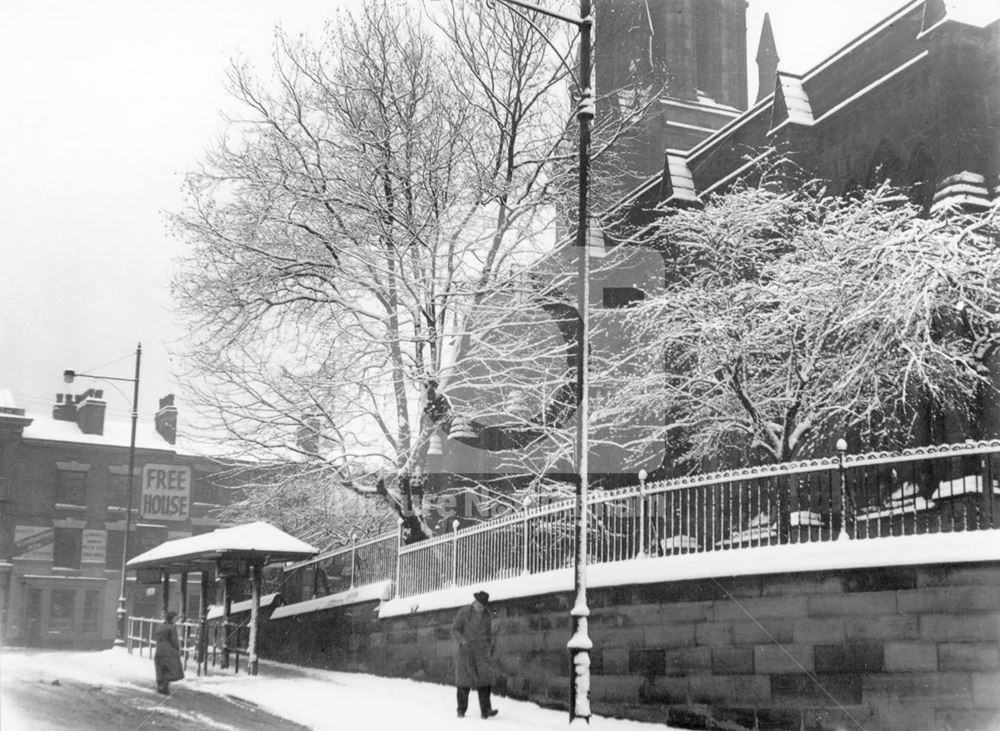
[154, 609, 184, 695]
[452, 591, 498, 719]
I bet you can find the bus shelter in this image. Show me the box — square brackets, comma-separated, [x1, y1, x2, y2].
[126, 521, 317, 675]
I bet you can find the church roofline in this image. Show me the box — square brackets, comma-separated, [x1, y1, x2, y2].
[801, 0, 924, 84]
[811, 50, 929, 126]
[661, 97, 742, 116]
[600, 0, 999, 225]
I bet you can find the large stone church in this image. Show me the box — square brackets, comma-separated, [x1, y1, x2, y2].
[598, 0, 1000, 451]
[602, 0, 998, 215]
[429, 0, 999, 502]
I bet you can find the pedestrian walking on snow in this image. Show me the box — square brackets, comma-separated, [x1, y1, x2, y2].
[452, 591, 498, 719]
[154, 609, 184, 695]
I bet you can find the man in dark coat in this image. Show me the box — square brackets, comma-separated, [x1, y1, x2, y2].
[452, 591, 498, 719]
[154, 609, 184, 695]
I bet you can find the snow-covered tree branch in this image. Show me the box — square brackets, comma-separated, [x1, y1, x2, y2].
[170, 0, 659, 537]
[606, 182, 1000, 470]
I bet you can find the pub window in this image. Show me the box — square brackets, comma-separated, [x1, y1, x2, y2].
[108, 473, 130, 507]
[602, 287, 645, 309]
[82, 591, 101, 633]
[106, 530, 124, 569]
[50, 589, 76, 632]
[57, 470, 87, 506]
[194, 478, 219, 505]
[53, 527, 83, 569]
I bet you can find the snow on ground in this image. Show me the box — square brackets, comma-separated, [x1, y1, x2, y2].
[199, 659, 670, 730]
[3, 648, 677, 730]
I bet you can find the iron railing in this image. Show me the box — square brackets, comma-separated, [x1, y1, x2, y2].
[126, 615, 253, 674]
[126, 616, 200, 667]
[278, 533, 398, 602]
[278, 441, 1000, 604]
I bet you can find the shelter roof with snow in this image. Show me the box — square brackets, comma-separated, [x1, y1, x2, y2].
[126, 521, 318, 573]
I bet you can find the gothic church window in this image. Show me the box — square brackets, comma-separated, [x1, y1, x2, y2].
[907, 145, 937, 213]
[866, 140, 905, 189]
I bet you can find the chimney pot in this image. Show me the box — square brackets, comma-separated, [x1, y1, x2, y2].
[53, 393, 77, 422]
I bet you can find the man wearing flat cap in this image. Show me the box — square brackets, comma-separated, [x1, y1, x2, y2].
[452, 590, 498, 718]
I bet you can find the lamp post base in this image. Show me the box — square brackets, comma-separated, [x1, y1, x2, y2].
[115, 598, 128, 648]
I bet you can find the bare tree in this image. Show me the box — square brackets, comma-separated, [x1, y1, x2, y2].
[607, 182, 1000, 470]
[212, 469, 397, 552]
[170, 0, 657, 536]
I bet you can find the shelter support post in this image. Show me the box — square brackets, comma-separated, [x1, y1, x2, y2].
[248, 561, 262, 676]
[179, 571, 189, 664]
[221, 574, 233, 669]
[179, 572, 188, 621]
[160, 571, 170, 618]
[197, 570, 210, 676]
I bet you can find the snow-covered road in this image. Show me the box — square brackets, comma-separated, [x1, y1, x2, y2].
[1, 647, 677, 730]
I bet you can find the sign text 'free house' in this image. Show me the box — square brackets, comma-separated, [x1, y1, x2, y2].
[140, 464, 192, 521]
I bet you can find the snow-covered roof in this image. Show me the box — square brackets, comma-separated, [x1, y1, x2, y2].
[126, 521, 318, 572]
[206, 592, 282, 620]
[269, 581, 393, 620]
[21, 409, 174, 452]
[664, 152, 699, 203]
[16, 405, 239, 461]
[775, 73, 814, 127]
[942, 0, 1000, 28]
[0, 390, 19, 410]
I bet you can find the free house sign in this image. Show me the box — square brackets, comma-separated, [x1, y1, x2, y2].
[140, 464, 192, 522]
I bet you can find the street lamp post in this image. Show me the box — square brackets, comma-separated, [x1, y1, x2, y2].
[450, 0, 594, 721]
[65, 343, 142, 646]
[568, 7, 595, 725]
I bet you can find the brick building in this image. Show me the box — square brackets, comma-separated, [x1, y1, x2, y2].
[0, 389, 232, 648]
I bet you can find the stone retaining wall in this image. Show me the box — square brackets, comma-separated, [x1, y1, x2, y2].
[261, 562, 1000, 730]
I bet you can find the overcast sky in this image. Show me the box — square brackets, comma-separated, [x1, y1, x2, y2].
[0, 0, 908, 429]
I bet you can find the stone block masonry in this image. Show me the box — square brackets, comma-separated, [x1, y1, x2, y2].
[261, 561, 1000, 731]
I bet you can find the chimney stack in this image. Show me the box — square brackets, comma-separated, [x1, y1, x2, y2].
[75, 389, 107, 435]
[52, 393, 77, 422]
[155, 394, 177, 445]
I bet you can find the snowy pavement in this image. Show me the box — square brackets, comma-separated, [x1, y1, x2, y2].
[1, 647, 677, 730]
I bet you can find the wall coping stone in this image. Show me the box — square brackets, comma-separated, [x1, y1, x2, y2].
[270, 580, 392, 620]
[379, 531, 1000, 618]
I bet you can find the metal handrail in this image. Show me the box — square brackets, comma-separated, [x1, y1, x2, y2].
[285, 532, 398, 571]
[271, 440, 1000, 605]
[126, 614, 253, 674]
[125, 616, 200, 665]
